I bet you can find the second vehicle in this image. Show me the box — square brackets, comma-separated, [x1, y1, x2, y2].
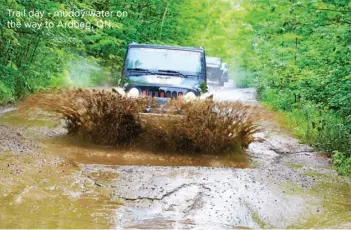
[206, 56, 224, 86]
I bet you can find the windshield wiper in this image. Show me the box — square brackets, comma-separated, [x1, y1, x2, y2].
[127, 68, 156, 75]
[157, 70, 188, 78]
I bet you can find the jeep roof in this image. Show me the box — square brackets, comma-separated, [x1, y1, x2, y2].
[128, 43, 205, 53]
[206, 56, 222, 66]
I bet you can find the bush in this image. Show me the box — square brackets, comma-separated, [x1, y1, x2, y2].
[332, 151, 351, 177]
[0, 80, 13, 104]
[266, 94, 350, 153]
[266, 96, 351, 177]
[233, 70, 254, 88]
[260, 87, 296, 111]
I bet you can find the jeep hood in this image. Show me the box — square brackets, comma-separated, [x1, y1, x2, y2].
[127, 75, 202, 88]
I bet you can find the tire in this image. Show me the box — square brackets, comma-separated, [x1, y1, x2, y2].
[219, 75, 224, 86]
[224, 73, 229, 82]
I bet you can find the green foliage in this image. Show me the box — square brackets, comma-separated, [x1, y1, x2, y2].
[175, 0, 241, 67]
[0, 0, 77, 102]
[0, 80, 13, 103]
[219, 0, 350, 175]
[279, 101, 351, 155]
[233, 70, 255, 88]
[332, 151, 351, 177]
[0, 0, 187, 104]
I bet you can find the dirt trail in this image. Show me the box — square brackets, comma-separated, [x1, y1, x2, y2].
[0, 81, 350, 229]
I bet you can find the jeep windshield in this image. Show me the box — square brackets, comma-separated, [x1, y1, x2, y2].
[125, 47, 202, 77]
[206, 57, 221, 67]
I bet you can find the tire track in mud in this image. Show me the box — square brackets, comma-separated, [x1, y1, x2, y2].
[116, 183, 211, 201]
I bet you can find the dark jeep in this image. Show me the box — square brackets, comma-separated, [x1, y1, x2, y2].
[206, 56, 224, 86]
[113, 43, 213, 114]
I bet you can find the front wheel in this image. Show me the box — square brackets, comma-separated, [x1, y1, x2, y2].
[219, 75, 224, 86]
[224, 73, 229, 82]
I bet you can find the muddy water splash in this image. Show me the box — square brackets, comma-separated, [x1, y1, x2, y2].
[21, 89, 260, 154]
[21, 88, 148, 144]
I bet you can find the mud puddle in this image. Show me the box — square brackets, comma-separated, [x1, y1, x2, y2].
[1, 106, 251, 168]
[43, 136, 250, 168]
[0, 107, 58, 128]
[0, 109, 121, 228]
[21, 89, 259, 154]
[0, 149, 121, 228]
[0, 101, 251, 229]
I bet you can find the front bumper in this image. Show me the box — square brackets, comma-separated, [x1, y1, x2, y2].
[112, 87, 213, 115]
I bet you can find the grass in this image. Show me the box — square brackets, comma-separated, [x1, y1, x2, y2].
[260, 88, 351, 177]
[284, 162, 304, 169]
[243, 200, 271, 228]
[284, 178, 351, 228]
[332, 151, 351, 177]
[279, 108, 351, 178]
[303, 170, 337, 181]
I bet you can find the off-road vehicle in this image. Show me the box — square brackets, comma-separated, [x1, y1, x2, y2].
[206, 56, 224, 86]
[113, 43, 213, 114]
[221, 62, 229, 82]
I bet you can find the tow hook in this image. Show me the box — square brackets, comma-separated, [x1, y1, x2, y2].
[144, 105, 152, 113]
[176, 108, 183, 115]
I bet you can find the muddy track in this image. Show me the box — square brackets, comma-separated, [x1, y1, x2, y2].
[0, 81, 350, 229]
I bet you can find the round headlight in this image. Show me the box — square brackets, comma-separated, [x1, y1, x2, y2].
[183, 92, 196, 101]
[127, 87, 140, 98]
